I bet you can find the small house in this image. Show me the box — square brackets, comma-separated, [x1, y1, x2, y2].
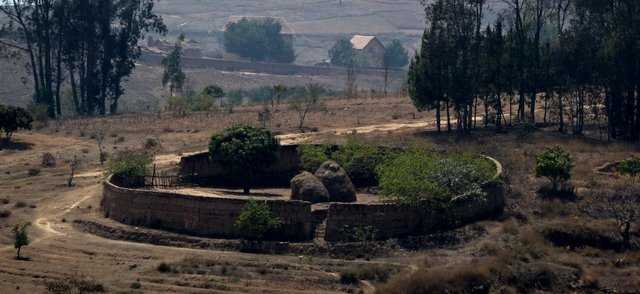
[350, 35, 385, 68]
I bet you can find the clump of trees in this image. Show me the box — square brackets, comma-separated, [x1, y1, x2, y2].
[224, 18, 295, 63]
[0, 105, 33, 143]
[0, 0, 166, 117]
[409, 0, 640, 141]
[209, 125, 279, 194]
[535, 146, 573, 193]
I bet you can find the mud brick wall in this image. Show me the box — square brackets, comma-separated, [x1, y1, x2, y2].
[102, 179, 313, 241]
[179, 145, 302, 187]
[324, 157, 505, 242]
[324, 181, 505, 242]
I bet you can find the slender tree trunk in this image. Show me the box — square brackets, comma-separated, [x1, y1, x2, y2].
[436, 101, 441, 133]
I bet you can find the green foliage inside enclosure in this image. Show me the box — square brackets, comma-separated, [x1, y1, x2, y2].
[106, 150, 152, 178]
[377, 149, 495, 206]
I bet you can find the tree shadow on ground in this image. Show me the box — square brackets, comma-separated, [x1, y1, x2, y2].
[216, 189, 285, 198]
[0, 140, 33, 151]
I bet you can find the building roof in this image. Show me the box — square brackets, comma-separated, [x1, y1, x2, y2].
[225, 16, 295, 34]
[350, 35, 379, 50]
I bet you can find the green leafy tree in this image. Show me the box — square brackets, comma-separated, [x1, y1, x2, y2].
[201, 85, 225, 98]
[384, 39, 409, 68]
[234, 199, 281, 241]
[535, 146, 573, 192]
[162, 34, 187, 97]
[209, 125, 279, 194]
[383, 39, 409, 95]
[224, 18, 295, 63]
[0, 105, 33, 142]
[12, 223, 30, 260]
[619, 157, 640, 176]
[329, 38, 355, 66]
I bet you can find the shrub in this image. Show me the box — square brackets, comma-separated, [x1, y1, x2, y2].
[340, 264, 400, 285]
[143, 137, 160, 150]
[535, 146, 573, 192]
[157, 262, 173, 273]
[234, 199, 281, 241]
[0, 104, 33, 142]
[41, 152, 56, 167]
[298, 144, 331, 172]
[106, 150, 152, 178]
[209, 125, 279, 194]
[14, 201, 27, 208]
[618, 156, 640, 176]
[27, 168, 41, 176]
[376, 150, 494, 206]
[378, 263, 492, 294]
[201, 85, 225, 98]
[0, 209, 11, 218]
[331, 138, 392, 186]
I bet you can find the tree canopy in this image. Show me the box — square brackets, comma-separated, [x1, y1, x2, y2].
[329, 38, 355, 66]
[384, 39, 409, 68]
[224, 18, 295, 63]
[209, 125, 280, 194]
[162, 34, 187, 97]
[408, 0, 640, 140]
[0, 105, 33, 142]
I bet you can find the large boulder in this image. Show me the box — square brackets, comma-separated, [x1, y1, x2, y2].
[290, 171, 330, 203]
[315, 161, 357, 202]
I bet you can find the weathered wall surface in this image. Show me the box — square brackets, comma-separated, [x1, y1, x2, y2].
[324, 181, 505, 242]
[108, 154, 505, 243]
[179, 145, 301, 187]
[324, 157, 505, 242]
[102, 178, 313, 241]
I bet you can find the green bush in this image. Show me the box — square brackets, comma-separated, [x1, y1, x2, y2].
[209, 125, 279, 194]
[234, 199, 282, 241]
[297, 139, 397, 186]
[331, 138, 393, 186]
[201, 85, 225, 98]
[298, 144, 331, 172]
[618, 156, 640, 176]
[106, 150, 152, 178]
[0, 104, 33, 142]
[339, 264, 400, 284]
[535, 146, 573, 192]
[377, 150, 494, 206]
